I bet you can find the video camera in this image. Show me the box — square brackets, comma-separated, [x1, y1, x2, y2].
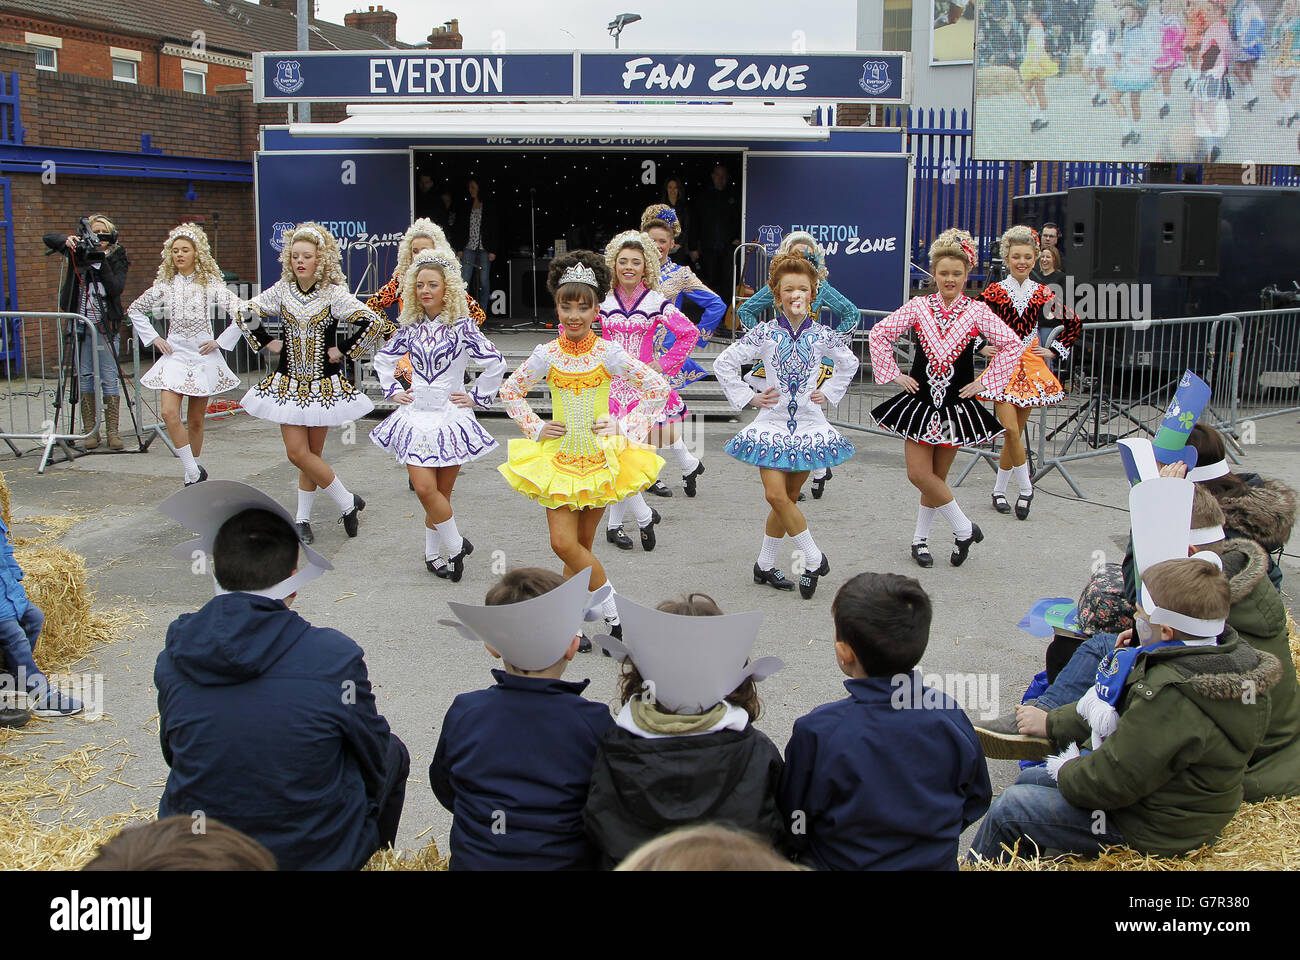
[1260, 282, 1300, 309]
[43, 217, 116, 265]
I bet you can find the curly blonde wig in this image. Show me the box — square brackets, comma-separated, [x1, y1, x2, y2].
[929, 227, 977, 272]
[767, 251, 820, 298]
[604, 230, 661, 292]
[398, 251, 469, 327]
[640, 203, 681, 238]
[998, 224, 1040, 261]
[777, 231, 830, 284]
[154, 223, 226, 287]
[394, 218, 451, 281]
[279, 221, 347, 288]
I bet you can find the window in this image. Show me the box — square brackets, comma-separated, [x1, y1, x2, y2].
[112, 58, 138, 84]
[34, 47, 57, 71]
[882, 0, 913, 53]
[183, 70, 205, 94]
[26, 32, 61, 71]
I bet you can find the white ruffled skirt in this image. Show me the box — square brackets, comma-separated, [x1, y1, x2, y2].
[369, 389, 497, 466]
[240, 372, 374, 426]
[140, 337, 241, 396]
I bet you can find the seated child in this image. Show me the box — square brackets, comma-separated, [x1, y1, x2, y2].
[0, 513, 82, 716]
[431, 567, 614, 870]
[616, 823, 801, 872]
[586, 593, 786, 869]
[970, 554, 1282, 861]
[155, 482, 410, 871]
[779, 572, 991, 870]
[83, 815, 277, 871]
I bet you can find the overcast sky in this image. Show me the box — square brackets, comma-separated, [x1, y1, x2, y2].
[314, 0, 860, 50]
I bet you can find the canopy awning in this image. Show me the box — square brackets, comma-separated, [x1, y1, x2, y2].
[286, 101, 833, 141]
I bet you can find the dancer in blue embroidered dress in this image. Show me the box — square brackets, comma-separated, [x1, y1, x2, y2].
[370, 251, 506, 582]
[738, 231, 860, 500]
[713, 253, 858, 601]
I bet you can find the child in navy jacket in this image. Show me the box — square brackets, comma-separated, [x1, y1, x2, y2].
[779, 572, 991, 870]
[432, 567, 614, 870]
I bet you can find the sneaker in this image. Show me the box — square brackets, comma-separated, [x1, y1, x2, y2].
[646, 480, 673, 498]
[340, 494, 366, 538]
[798, 553, 830, 600]
[296, 521, 314, 545]
[606, 527, 634, 550]
[753, 563, 795, 591]
[29, 687, 84, 718]
[973, 711, 1050, 761]
[682, 462, 705, 498]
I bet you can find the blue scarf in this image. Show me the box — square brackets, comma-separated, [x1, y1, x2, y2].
[1093, 640, 1185, 706]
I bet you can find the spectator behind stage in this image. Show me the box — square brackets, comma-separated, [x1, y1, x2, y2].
[414, 172, 438, 221]
[429, 184, 459, 239]
[661, 177, 695, 261]
[1040, 221, 1064, 268]
[1031, 244, 1066, 289]
[83, 816, 278, 871]
[430, 568, 614, 870]
[779, 573, 991, 870]
[457, 178, 500, 308]
[154, 488, 410, 871]
[695, 163, 741, 291]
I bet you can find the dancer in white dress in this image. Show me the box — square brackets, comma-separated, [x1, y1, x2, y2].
[128, 223, 247, 486]
[370, 251, 507, 581]
[236, 222, 384, 543]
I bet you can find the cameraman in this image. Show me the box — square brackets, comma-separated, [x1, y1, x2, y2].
[43, 214, 130, 449]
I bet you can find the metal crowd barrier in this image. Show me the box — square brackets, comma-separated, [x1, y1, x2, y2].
[0, 311, 113, 473]
[1232, 307, 1300, 428]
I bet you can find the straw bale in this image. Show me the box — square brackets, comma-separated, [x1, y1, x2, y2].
[363, 839, 450, 871]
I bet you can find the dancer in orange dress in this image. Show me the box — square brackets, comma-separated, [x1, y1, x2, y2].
[978, 225, 1081, 520]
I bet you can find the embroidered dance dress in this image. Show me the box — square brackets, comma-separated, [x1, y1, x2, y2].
[868, 294, 1020, 447]
[369, 314, 506, 466]
[128, 273, 245, 396]
[738, 279, 860, 388]
[237, 280, 384, 426]
[497, 332, 669, 510]
[367, 271, 487, 382]
[714, 314, 858, 471]
[599, 285, 699, 425]
[1112, 19, 1158, 93]
[977, 276, 1081, 407]
[656, 258, 725, 389]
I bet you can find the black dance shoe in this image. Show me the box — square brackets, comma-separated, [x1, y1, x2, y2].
[753, 563, 795, 591]
[639, 508, 660, 551]
[991, 492, 1011, 514]
[798, 553, 830, 600]
[426, 558, 451, 579]
[578, 636, 592, 654]
[682, 462, 705, 498]
[811, 469, 832, 500]
[647, 480, 673, 497]
[911, 541, 934, 568]
[1015, 491, 1034, 520]
[951, 523, 984, 567]
[448, 538, 474, 583]
[606, 527, 634, 550]
[184, 465, 208, 487]
[296, 521, 314, 545]
[339, 495, 365, 538]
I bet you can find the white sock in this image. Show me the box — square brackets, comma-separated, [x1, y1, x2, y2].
[323, 476, 354, 513]
[993, 468, 1012, 496]
[1013, 463, 1033, 495]
[914, 506, 936, 545]
[601, 590, 619, 624]
[627, 493, 653, 526]
[664, 438, 700, 475]
[757, 535, 781, 570]
[436, 514, 463, 557]
[791, 529, 822, 570]
[607, 499, 628, 530]
[296, 488, 316, 522]
[177, 444, 200, 482]
[937, 499, 973, 540]
[425, 525, 440, 561]
[812, 467, 827, 480]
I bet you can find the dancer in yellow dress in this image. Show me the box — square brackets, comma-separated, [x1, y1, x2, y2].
[497, 250, 669, 641]
[1020, 1, 1059, 133]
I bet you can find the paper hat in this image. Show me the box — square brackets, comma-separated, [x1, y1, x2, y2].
[438, 567, 609, 672]
[1139, 551, 1227, 639]
[1118, 437, 1159, 485]
[1152, 370, 1211, 466]
[590, 595, 783, 715]
[158, 480, 332, 600]
[1129, 476, 1194, 577]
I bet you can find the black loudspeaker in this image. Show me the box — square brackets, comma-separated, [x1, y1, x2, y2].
[1156, 191, 1221, 276]
[509, 257, 552, 316]
[1065, 187, 1142, 282]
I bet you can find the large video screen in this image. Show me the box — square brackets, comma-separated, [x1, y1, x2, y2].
[973, 0, 1300, 163]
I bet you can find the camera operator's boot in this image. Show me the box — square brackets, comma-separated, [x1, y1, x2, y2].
[79, 396, 101, 449]
[104, 395, 124, 450]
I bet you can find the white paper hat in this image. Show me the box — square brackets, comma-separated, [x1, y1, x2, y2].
[438, 567, 609, 672]
[591, 595, 783, 714]
[158, 480, 332, 601]
[1129, 476, 1194, 577]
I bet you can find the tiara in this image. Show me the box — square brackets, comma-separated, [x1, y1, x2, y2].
[293, 226, 327, 247]
[167, 224, 204, 247]
[559, 262, 599, 289]
[409, 251, 457, 274]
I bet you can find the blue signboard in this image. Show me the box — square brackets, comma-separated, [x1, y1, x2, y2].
[580, 52, 906, 103]
[745, 153, 911, 313]
[254, 151, 412, 291]
[256, 51, 574, 102]
[254, 51, 907, 104]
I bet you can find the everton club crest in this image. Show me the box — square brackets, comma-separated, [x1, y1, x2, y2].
[269, 222, 297, 253]
[273, 59, 305, 95]
[757, 225, 783, 257]
[858, 60, 891, 96]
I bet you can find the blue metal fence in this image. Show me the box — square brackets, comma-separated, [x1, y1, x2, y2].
[882, 107, 1300, 283]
